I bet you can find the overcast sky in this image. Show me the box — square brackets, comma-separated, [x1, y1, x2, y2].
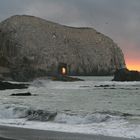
[0, 0, 140, 69]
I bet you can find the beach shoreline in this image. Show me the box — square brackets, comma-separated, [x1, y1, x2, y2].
[0, 125, 138, 140]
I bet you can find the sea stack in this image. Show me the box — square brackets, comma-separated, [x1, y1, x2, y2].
[113, 68, 140, 81]
[0, 15, 125, 81]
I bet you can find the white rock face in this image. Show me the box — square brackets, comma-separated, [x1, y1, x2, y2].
[0, 15, 125, 81]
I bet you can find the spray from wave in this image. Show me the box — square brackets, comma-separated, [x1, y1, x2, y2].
[0, 105, 139, 124]
[0, 104, 140, 138]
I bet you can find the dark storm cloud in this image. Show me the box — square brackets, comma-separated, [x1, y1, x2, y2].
[0, 0, 140, 63]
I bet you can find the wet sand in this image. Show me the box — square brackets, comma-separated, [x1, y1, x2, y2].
[0, 137, 16, 140]
[0, 125, 138, 140]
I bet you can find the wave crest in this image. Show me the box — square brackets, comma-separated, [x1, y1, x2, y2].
[1, 105, 140, 125]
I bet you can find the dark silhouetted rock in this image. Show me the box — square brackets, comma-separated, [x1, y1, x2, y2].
[95, 85, 110, 87]
[26, 109, 57, 121]
[52, 75, 84, 82]
[113, 68, 140, 81]
[0, 15, 126, 81]
[0, 81, 28, 90]
[11, 92, 31, 96]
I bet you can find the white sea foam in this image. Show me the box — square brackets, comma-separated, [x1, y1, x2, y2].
[0, 77, 140, 138]
[0, 117, 140, 139]
[0, 105, 140, 138]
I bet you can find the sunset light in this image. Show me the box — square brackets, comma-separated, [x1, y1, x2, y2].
[126, 60, 140, 71]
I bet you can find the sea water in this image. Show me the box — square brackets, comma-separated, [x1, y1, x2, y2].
[0, 76, 140, 138]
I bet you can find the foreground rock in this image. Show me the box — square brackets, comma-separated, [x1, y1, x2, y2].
[52, 75, 84, 82]
[113, 68, 140, 81]
[26, 109, 57, 121]
[0, 15, 125, 81]
[11, 92, 31, 96]
[0, 81, 28, 90]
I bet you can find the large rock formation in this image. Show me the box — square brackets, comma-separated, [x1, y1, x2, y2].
[0, 15, 125, 81]
[113, 68, 140, 81]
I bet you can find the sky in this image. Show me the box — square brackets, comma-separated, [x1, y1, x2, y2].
[0, 0, 140, 71]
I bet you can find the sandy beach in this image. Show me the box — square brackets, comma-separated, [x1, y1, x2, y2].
[0, 125, 138, 140]
[0, 137, 16, 140]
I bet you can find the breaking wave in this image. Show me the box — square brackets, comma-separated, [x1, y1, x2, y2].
[0, 104, 140, 138]
[0, 105, 139, 124]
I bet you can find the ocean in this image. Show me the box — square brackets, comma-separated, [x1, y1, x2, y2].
[0, 76, 140, 139]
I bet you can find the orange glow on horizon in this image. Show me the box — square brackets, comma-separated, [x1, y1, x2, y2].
[119, 41, 140, 71]
[126, 60, 140, 71]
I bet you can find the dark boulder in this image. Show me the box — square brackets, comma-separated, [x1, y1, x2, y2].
[52, 75, 84, 82]
[26, 109, 57, 121]
[113, 68, 140, 81]
[11, 92, 31, 96]
[0, 81, 28, 90]
[95, 85, 110, 87]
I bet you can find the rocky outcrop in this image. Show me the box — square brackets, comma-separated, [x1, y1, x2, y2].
[113, 68, 140, 81]
[52, 75, 84, 82]
[0, 15, 125, 81]
[10, 92, 32, 96]
[0, 81, 28, 90]
[26, 109, 57, 121]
